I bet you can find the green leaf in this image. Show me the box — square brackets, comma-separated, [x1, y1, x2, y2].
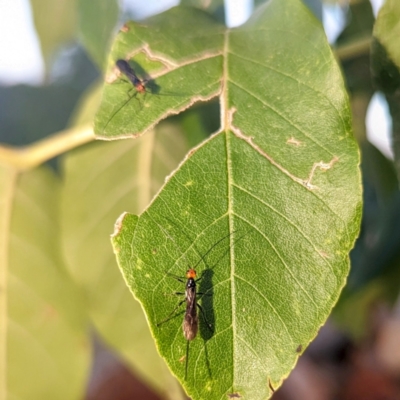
[373, 0, 400, 70]
[77, 0, 120, 68]
[110, 1, 362, 399]
[30, 0, 77, 64]
[60, 123, 199, 399]
[371, 0, 400, 181]
[3, 165, 89, 400]
[180, 0, 225, 23]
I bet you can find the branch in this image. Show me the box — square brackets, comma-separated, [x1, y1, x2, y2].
[0, 124, 95, 171]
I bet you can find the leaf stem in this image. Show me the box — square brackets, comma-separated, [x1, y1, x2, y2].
[0, 124, 95, 171]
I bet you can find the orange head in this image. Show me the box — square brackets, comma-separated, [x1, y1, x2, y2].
[186, 269, 197, 279]
[136, 82, 146, 94]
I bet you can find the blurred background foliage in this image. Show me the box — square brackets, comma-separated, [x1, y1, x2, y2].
[1, 0, 400, 399]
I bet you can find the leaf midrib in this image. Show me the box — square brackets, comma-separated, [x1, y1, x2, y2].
[222, 27, 238, 393]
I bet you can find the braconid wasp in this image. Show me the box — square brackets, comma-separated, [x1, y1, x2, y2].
[156, 228, 236, 379]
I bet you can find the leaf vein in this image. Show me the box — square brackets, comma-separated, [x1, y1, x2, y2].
[234, 274, 294, 343]
[228, 50, 347, 133]
[232, 183, 335, 275]
[236, 334, 269, 374]
[233, 214, 320, 310]
[229, 79, 335, 157]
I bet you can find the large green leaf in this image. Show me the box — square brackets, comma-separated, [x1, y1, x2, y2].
[108, 1, 362, 399]
[2, 165, 89, 400]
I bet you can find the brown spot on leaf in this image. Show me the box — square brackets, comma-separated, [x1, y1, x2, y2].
[297, 344, 303, 353]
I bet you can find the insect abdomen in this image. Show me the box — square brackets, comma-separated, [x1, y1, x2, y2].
[183, 311, 198, 341]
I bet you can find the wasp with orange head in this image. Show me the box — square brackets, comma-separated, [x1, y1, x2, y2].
[156, 231, 237, 379]
[157, 267, 212, 341]
[157, 266, 212, 380]
[100, 59, 152, 132]
[116, 59, 147, 94]
[183, 268, 209, 341]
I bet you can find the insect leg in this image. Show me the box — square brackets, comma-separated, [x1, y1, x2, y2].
[163, 291, 185, 297]
[166, 272, 186, 283]
[157, 298, 186, 326]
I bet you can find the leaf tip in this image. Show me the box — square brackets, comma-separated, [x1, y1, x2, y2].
[111, 211, 129, 241]
[111, 212, 139, 255]
[111, 212, 128, 254]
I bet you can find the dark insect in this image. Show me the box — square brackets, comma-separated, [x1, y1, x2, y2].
[157, 266, 212, 379]
[116, 59, 147, 94]
[182, 268, 201, 341]
[102, 58, 187, 132]
[172, 267, 211, 342]
[115, 58, 185, 98]
[101, 59, 150, 131]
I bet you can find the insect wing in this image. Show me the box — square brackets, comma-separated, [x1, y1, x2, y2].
[116, 59, 144, 91]
[183, 283, 198, 341]
[183, 305, 198, 341]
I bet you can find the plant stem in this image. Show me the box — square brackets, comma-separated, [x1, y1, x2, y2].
[0, 124, 95, 171]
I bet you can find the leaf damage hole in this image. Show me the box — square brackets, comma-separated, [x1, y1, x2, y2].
[123, 43, 223, 81]
[227, 392, 242, 398]
[228, 108, 339, 191]
[304, 156, 338, 189]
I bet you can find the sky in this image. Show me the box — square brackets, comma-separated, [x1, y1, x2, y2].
[0, 0, 391, 158]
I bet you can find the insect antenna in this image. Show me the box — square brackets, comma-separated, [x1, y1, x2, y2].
[191, 230, 237, 276]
